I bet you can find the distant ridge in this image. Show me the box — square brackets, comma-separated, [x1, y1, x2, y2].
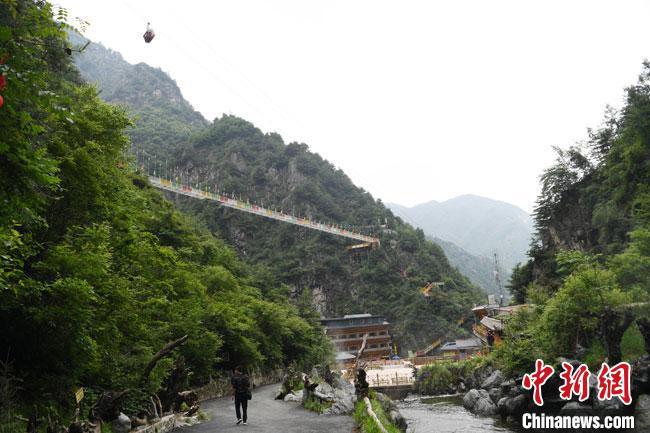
[388, 195, 534, 293]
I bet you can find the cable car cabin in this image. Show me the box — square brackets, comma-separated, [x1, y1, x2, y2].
[143, 23, 155, 43]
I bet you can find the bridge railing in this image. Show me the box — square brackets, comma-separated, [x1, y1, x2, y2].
[148, 176, 380, 245]
[367, 372, 415, 387]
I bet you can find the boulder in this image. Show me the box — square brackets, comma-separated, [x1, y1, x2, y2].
[636, 394, 650, 432]
[274, 386, 287, 400]
[560, 401, 594, 416]
[593, 395, 625, 415]
[111, 413, 131, 433]
[283, 390, 304, 402]
[313, 382, 336, 402]
[481, 370, 505, 390]
[465, 365, 494, 390]
[326, 387, 356, 415]
[463, 388, 497, 415]
[500, 379, 515, 396]
[388, 409, 408, 433]
[633, 356, 650, 395]
[488, 387, 502, 404]
[463, 389, 483, 410]
[497, 394, 529, 417]
[456, 382, 466, 393]
[474, 395, 498, 416]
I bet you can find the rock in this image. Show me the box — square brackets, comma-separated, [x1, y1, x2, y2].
[389, 409, 408, 433]
[481, 370, 505, 390]
[327, 388, 356, 415]
[313, 382, 336, 402]
[497, 394, 529, 417]
[488, 387, 502, 404]
[463, 389, 483, 410]
[500, 379, 515, 396]
[560, 401, 594, 416]
[497, 396, 509, 415]
[111, 413, 131, 433]
[593, 395, 625, 415]
[283, 390, 303, 402]
[633, 356, 650, 395]
[457, 382, 466, 393]
[323, 380, 357, 415]
[463, 389, 496, 415]
[636, 394, 650, 432]
[274, 386, 287, 400]
[465, 365, 494, 390]
[474, 395, 498, 416]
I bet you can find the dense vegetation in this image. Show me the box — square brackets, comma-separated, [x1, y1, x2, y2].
[498, 62, 650, 374]
[73, 35, 485, 351]
[0, 0, 329, 425]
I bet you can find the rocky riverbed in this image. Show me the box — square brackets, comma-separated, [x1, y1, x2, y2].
[413, 356, 650, 431]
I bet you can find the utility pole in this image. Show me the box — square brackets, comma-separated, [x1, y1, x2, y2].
[493, 252, 503, 306]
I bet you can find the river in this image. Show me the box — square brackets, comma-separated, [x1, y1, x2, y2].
[396, 394, 519, 433]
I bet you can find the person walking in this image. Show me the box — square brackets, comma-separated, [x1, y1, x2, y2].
[231, 366, 251, 425]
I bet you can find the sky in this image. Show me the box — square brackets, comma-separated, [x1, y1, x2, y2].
[57, 0, 650, 213]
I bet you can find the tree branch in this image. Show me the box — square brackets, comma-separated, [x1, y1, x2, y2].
[141, 335, 189, 384]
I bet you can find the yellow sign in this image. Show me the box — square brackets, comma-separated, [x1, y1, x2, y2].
[75, 387, 84, 404]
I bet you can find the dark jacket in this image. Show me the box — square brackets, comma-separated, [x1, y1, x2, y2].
[231, 373, 250, 398]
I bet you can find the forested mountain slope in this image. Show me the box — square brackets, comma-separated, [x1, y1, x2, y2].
[1, 2, 327, 417]
[69, 32, 207, 158]
[431, 236, 503, 296]
[74, 37, 484, 351]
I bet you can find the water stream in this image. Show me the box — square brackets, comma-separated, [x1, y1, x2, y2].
[396, 394, 519, 433]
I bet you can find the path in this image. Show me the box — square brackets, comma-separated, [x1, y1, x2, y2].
[179, 384, 355, 433]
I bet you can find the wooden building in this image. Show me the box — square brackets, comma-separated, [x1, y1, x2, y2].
[472, 303, 528, 346]
[321, 314, 391, 361]
[439, 337, 483, 360]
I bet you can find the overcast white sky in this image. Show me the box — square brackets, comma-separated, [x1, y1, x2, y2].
[58, 0, 650, 212]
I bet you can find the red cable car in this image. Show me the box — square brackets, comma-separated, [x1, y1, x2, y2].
[143, 22, 155, 43]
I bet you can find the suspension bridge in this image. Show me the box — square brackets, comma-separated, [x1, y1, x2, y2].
[147, 175, 381, 248]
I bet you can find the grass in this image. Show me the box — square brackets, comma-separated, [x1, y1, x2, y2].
[353, 398, 402, 433]
[303, 396, 332, 414]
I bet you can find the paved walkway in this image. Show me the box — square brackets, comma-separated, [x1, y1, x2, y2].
[179, 384, 355, 433]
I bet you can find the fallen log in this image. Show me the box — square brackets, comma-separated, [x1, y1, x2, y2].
[184, 405, 199, 417]
[141, 335, 189, 384]
[363, 396, 388, 433]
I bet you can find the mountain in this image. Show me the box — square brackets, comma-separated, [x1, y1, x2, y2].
[69, 32, 208, 158]
[72, 37, 485, 351]
[388, 195, 534, 274]
[431, 236, 503, 296]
